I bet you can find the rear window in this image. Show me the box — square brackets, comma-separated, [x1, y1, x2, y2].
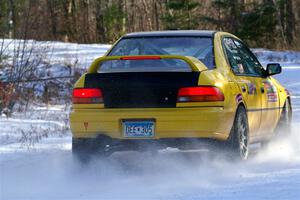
[99, 59, 192, 73]
[103, 36, 214, 72]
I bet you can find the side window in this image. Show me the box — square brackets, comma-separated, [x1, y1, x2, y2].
[223, 38, 247, 74]
[232, 39, 264, 76]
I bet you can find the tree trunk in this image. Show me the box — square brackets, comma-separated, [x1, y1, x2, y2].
[8, 0, 16, 38]
[46, 0, 58, 40]
[95, 0, 106, 43]
[63, 0, 75, 42]
[285, 0, 296, 45]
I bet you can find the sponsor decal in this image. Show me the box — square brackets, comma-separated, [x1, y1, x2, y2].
[247, 83, 257, 95]
[236, 94, 243, 103]
[263, 81, 278, 102]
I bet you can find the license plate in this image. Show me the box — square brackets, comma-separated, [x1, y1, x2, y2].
[122, 120, 155, 138]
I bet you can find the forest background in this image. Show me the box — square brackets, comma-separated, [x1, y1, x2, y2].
[0, 0, 299, 50]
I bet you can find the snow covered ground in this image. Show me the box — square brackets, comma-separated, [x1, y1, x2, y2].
[1, 39, 300, 72]
[0, 40, 300, 199]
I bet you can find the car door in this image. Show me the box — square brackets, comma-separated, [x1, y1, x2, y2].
[259, 78, 281, 134]
[231, 39, 280, 136]
[222, 37, 263, 137]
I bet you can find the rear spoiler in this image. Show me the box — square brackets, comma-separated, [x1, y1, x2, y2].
[87, 55, 208, 73]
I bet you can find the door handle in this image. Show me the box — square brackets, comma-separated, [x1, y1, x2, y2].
[261, 87, 265, 93]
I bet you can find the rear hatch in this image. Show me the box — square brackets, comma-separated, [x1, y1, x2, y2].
[84, 71, 200, 108]
[72, 55, 224, 109]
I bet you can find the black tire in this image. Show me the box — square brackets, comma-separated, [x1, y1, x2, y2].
[72, 137, 111, 164]
[72, 138, 94, 163]
[227, 106, 249, 161]
[276, 99, 292, 137]
[260, 99, 293, 150]
[261, 99, 292, 148]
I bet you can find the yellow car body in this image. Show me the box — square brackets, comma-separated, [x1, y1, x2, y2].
[69, 31, 290, 160]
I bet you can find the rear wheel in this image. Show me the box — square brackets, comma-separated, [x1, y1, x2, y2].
[276, 99, 292, 137]
[72, 138, 93, 163]
[226, 106, 249, 161]
[262, 99, 292, 148]
[72, 138, 110, 164]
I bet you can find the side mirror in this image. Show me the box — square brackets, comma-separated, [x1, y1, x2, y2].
[266, 63, 281, 76]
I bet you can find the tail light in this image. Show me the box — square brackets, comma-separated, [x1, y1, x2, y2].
[72, 88, 103, 104]
[177, 86, 224, 102]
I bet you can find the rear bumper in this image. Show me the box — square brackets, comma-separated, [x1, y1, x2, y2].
[70, 107, 234, 141]
[72, 135, 226, 153]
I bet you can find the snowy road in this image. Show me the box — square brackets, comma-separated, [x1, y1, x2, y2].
[0, 128, 299, 200]
[1, 58, 300, 199]
[0, 140, 300, 200]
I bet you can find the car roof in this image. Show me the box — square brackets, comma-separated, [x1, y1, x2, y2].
[123, 30, 216, 38]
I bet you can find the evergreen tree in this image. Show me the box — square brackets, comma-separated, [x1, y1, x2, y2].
[238, 1, 278, 48]
[204, 0, 242, 33]
[206, 0, 279, 48]
[162, 0, 200, 30]
[103, 3, 126, 42]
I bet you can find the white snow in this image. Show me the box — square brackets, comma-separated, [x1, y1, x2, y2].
[252, 48, 300, 68]
[0, 40, 300, 200]
[1, 38, 300, 71]
[1, 39, 111, 68]
[0, 127, 299, 200]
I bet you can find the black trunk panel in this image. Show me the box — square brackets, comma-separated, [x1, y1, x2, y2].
[84, 72, 200, 108]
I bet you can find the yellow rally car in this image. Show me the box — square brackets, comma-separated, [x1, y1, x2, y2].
[70, 31, 292, 161]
